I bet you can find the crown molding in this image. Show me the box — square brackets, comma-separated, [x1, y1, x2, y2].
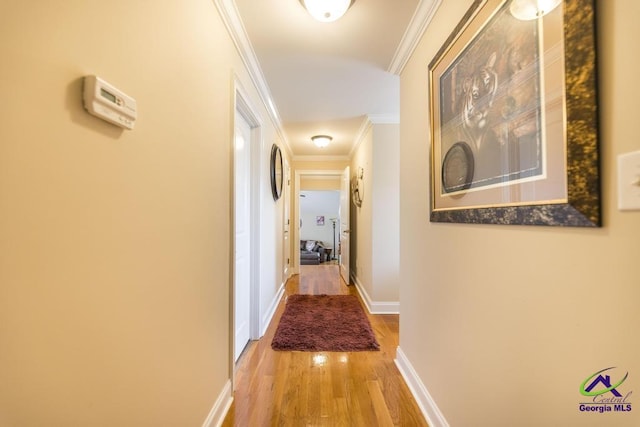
[368, 113, 400, 124]
[388, 0, 442, 75]
[292, 155, 351, 162]
[349, 116, 373, 158]
[348, 113, 400, 157]
[300, 175, 341, 181]
[213, 0, 292, 156]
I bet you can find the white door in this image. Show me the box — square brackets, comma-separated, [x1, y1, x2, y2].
[234, 111, 251, 362]
[283, 160, 291, 278]
[339, 166, 350, 284]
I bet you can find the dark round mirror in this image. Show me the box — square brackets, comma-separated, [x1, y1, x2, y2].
[270, 144, 283, 201]
[442, 141, 474, 193]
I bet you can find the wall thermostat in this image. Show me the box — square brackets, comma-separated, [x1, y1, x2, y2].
[83, 75, 137, 129]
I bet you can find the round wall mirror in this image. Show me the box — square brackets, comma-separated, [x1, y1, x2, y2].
[270, 144, 283, 201]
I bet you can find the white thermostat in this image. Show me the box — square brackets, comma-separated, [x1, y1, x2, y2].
[83, 75, 137, 129]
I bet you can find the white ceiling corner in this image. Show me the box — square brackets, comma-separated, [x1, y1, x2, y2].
[368, 114, 400, 124]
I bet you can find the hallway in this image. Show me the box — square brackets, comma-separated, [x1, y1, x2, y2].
[222, 265, 427, 426]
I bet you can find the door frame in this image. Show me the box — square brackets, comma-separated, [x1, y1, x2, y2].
[282, 159, 291, 279]
[339, 166, 351, 285]
[293, 169, 346, 275]
[232, 79, 262, 379]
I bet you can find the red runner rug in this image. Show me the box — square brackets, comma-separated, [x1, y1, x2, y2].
[271, 294, 380, 352]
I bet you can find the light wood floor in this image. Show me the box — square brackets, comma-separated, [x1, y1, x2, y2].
[222, 265, 428, 427]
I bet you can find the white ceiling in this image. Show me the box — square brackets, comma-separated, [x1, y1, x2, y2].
[232, 0, 433, 157]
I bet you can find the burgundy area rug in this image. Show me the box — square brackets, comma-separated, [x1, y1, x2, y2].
[271, 294, 380, 352]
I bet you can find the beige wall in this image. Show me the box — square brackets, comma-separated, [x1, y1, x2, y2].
[0, 1, 275, 425]
[351, 123, 400, 309]
[351, 127, 373, 293]
[293, 159, 351, 171]
[371, 124, 400, 303]
[300, 177, 341, 191]
[399, 1, 640, 426]
[260, 142, 289, 335]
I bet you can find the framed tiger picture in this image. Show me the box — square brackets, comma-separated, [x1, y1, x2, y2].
[429, 0, 600, 227]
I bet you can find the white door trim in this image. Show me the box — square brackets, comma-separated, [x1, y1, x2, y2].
[282, 159, 291, 280]
[339, 166, 350, 285]
[234, 109, 252, 362]
[232, 77, 263, 380]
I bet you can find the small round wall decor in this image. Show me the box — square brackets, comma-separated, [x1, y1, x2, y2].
[442, 141, 474, 193]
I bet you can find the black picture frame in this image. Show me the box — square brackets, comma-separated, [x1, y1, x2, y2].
[428, 0, 600, 227]
[270, 144, 283, 201]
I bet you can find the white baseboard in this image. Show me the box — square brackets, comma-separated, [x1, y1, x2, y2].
[202, 379, 233, 427]
[351, 274, 399, 314]
[260, 282, 285, 337]
[395, 347, 449, 427]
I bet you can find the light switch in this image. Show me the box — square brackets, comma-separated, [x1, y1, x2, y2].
[618, 150, 640, 211]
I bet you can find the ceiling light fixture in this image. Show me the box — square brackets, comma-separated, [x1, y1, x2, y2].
[509, 0, 562, 20]
[311, 135, 332, 148]
[299, 0, 355, 23]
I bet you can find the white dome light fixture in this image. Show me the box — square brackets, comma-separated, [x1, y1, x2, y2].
[510, 0, 562, 20]
[300, 0, 355, 23]
[311, 135, 332, 148]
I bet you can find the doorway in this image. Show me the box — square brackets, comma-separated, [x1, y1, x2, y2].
[233, 87, 261, 364]
[294, 169, 350, 286]
[299, 190, 340, 263]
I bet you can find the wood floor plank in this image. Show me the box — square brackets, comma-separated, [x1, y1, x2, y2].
[222, 265, 428, 426]
[367, 380, 395, 427]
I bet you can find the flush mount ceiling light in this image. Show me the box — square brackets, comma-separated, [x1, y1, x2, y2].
[299, 0, 355, 23]
[510, 0, 562, 20]
[311, 135, 332, 148]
